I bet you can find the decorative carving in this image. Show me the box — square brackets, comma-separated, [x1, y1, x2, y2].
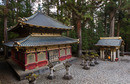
[37, 52, 46, 62]
[66, 48, 71, 55]
[27, 53, 36, 64]
[60, 48, 65, 56]
[47, 46, 59, 50]
[48, 50, 59, 62]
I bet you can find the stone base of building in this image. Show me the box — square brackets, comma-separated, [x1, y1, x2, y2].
[7, 57, 77, 81]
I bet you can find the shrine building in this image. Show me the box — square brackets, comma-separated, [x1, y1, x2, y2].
[4, 10, 78, 71]
[95, 37, 124, 61]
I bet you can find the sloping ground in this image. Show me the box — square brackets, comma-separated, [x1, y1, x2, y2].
[0, 56, 130, 84]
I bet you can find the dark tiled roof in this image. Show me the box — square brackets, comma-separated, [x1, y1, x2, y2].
[8, 11, 72, 31]
[95, 39, 123, 47]
[24, 11, 71, 29]
[4, 35, 78, 47]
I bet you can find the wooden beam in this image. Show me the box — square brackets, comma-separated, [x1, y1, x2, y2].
[100, 37, 122, 40]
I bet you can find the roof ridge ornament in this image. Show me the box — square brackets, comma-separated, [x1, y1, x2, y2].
[38, 4, 41, 12]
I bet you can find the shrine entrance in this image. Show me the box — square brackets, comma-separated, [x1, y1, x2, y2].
[104, 49, 111, 60]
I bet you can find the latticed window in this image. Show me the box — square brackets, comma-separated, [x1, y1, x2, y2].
[66, 48, 71, 55]
[60, 48, 66, 56]
[37, 51, 46, 62]
[27, 53, 36, 64]
[48, 50, 59, 62]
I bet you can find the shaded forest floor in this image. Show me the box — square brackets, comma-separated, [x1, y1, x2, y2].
[0, 55, 130, 84]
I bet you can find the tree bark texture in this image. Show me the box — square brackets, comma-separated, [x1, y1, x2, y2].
[4, 0, 9, 59]
[77, 20, 82, 57]
[117, 20, 120, 36]
[109, 10, 115, 37]
[104, 7, 107, 35]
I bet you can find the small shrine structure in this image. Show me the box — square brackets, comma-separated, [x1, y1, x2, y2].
[4, 10, 78, 71]
[95, 37, 124, 61]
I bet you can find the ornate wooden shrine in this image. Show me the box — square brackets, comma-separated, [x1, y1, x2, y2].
[4, 10, 78, 71]
[95, 37, 124, 61]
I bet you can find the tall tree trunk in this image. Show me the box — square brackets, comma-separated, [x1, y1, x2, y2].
[67, 31, 69, 37]
[77, 19, 82, 57]
[56, 1, 59, 20]
[46, 0, 50, 15]
[109, 10, 115, 37]
[104, 7, 107, 35]
[4, 8, 8, 42]
[117, 20, 120, 36]
[4, 0, 9, 59]
[117, 11, 121, 37]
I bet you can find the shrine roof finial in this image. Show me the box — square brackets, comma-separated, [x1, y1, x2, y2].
[38, 4, 41, 11]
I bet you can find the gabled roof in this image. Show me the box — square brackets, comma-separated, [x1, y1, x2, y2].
[8, 11, 72, 31]
[4, 35, 78, 47]
[95, 37, 123, 47]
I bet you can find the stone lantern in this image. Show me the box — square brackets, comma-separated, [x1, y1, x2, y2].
[63, 61, 73, 80]
[80, 52, 86, 66]
[89, 54, 95, 66]
[83, 56, 90, 70]
[94, 53, 99, 64]
[47, 62, 56, 80]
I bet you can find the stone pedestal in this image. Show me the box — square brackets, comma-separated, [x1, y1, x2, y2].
[94, 57, 99, 64]
[29, 80, 36, 84]
[63, 73, 73, 80]
[83, 60, 90, 70]
[90, 59, 95, 66]
[80, 59, 85, 66]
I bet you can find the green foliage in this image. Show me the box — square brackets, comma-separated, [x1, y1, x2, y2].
[94, 54, 99, 57]
[0, 0, 35, 45]
[8, 32, 19, 39]
[69, 30, 78, 53]
[0, 0, 129, 52]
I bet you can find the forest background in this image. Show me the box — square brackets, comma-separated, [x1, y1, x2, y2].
[0, 0, 129, 55]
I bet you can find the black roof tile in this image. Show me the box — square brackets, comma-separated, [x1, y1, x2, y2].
[4, 35, 78, 47]
[95, 39, 123, 47]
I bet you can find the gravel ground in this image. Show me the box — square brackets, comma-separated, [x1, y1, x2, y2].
[37, 56, 130, 84]
[0, 56, 130, 84]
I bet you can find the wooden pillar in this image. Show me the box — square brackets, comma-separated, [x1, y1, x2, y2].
[111, 49, 113, 61]
[100, 48, 103, 59]
[102, 48, 105, 60]
[113, 49, 116, 61]
[117, 49, 120, 58]
[35, 52, 38, 68]
[25, 53, 27, 66]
